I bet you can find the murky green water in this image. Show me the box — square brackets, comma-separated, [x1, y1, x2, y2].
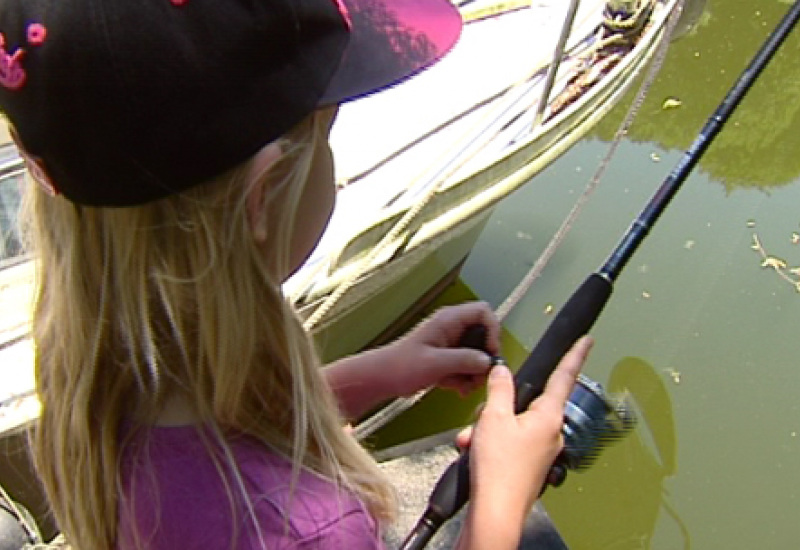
[376, 1, 800, 548]
[465, 1, 800, 547]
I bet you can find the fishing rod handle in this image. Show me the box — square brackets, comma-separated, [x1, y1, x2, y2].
[513, 272, 613, 411]
[398, 325, 489, 550]
[401, 273, 613, 550]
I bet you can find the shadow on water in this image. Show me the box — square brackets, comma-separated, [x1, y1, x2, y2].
[367, 284, 689, 550]
[542, 356, 687, 550]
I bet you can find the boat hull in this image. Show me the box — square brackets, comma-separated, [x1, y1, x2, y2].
[308, 210, 492, 360]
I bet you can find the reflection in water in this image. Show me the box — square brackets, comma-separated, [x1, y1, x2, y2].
[543, 357, 688, 550]
[591, 0, 800, 191]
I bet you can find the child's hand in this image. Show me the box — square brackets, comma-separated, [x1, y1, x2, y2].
[324, 302, 499, 420]
[389, 302, 501, 397]
[459, 336, 593, 549]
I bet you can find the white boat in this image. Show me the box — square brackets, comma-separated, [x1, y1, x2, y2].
[289, 0, 680, 360]
[0, 0, 681, 427]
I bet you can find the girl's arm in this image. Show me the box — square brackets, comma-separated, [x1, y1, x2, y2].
[456, 336, 592, 550]
[323, 302, 500, 421]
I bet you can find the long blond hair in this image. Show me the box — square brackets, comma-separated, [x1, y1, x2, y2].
[24, 112, 395, 549]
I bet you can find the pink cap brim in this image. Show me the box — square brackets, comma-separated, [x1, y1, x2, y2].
[320, 0, 463, 105]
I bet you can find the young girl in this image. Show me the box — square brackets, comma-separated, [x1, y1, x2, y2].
[2, 0, 592, 548]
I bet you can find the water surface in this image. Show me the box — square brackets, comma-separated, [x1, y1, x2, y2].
[459, 0, 800, 547]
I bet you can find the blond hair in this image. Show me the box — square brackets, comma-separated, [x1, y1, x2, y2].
[24, 112, 395, 549]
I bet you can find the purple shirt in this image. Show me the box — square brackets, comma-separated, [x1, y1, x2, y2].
[117, 425, 384, 549]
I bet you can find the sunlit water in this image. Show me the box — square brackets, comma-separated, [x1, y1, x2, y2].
[376, 1, 800, 548]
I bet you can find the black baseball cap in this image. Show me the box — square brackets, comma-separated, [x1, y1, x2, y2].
[0, 0, 461, 206]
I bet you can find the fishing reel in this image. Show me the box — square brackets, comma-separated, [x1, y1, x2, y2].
[545, 373, 636, 488]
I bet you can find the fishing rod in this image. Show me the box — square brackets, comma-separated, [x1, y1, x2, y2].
[400, 1, 800, 548]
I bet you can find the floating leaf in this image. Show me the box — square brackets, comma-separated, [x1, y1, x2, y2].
[792, 232, 799, 244]
[664, 368, 681, 384]
[662, 97, 682, 110]
[751, 233, 762, 250]
[761, 256, 788, 270]
[650, 152, 661, 162]
[746, 219, 757, 228]
[642, 291, 651, 299]
[544, 303, 554, 315]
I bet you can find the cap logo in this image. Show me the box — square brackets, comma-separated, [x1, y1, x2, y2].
[0, 35, 26, 90]
[0, 23, 48, 91]
[27, 23, 47, 45]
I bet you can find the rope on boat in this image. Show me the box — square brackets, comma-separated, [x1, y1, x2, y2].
[302, 85, 527, 331]
[302, 4, 608, 331]
[354, 0, 686, 442]
[302, 53, 590, 329]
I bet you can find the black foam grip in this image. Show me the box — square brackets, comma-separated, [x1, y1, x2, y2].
[406, 273, 612, 540]
[425, 450, 471, 524]
[513, 273, 612, 412]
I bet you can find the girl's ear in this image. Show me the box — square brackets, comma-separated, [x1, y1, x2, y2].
[245, 142, 283, 244]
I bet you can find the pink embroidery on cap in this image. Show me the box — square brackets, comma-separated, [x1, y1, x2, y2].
[170, 0, 189, 5]
[0, 33, 26, 90]
[27, 23, 47, 46]
[331, 0, 352, 30]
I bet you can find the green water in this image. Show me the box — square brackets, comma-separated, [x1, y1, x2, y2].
[376, 1, 800, 548]
[467, 1, 800, 547]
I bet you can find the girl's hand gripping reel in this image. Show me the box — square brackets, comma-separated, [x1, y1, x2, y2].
[401, 274, 635, 550]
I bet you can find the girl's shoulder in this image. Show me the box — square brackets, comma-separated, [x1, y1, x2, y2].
[118, 425, 383, 549]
